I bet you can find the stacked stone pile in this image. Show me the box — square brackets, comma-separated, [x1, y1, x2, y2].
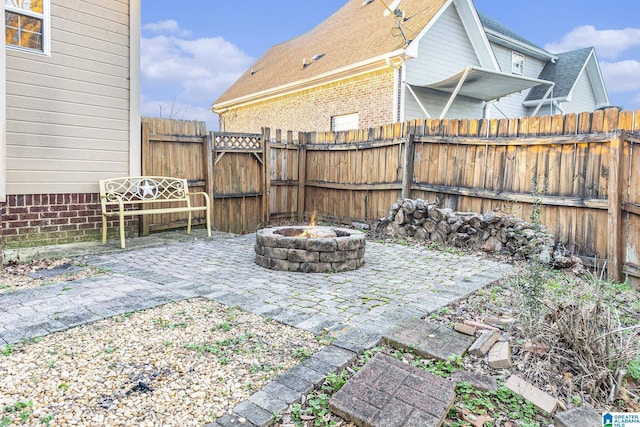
[376, 198, 582, 269]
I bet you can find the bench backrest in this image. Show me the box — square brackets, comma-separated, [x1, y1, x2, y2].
[100, 176, 191, 206]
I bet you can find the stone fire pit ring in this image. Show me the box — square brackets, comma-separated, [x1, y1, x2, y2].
[255, 226, 366, 273]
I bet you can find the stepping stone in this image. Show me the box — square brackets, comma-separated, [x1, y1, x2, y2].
[554, 406, 601, 427]
[27, 263, 85, 279]
[383, 319, 474, 361]
[329, 352, 455, 427]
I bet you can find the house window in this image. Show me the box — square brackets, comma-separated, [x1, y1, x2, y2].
[511, 51, 524, 75]
[331, 113, 359, 131]
[5, 0, 49, 54]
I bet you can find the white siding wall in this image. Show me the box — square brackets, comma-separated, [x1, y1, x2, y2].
[405, 4, 480, 86]
[489, 44, 547, 119]
[404, 3, 483, 120]
[560, 71, 597, 114]
[5, 0, 131, 194]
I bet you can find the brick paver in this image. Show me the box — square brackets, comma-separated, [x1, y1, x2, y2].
[329, 352, 456, 427]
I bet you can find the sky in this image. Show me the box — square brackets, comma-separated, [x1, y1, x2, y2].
[141, 0, 640, 130]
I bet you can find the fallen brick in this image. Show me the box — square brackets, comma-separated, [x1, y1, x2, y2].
[449, 370, 498, 391]
[504, 375, 558, 415]
[487, 341, 511, 368]
[468, 330, 499, 356]
[463, 319, 500, 332]
[483, 316, 515, 328]
[454, 323, 476, 336]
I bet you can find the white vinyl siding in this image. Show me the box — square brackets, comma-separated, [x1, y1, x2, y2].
[489, 43, 547, 119]
[405, 4, 480, 86]
[558, 71, 597, 115]
[404, 3, 482, 120]
[5, 0, 132, 194]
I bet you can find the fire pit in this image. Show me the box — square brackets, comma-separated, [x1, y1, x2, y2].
[255, 225, 366, 273]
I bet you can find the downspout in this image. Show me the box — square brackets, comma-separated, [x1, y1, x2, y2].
[387, 57, 405, 123]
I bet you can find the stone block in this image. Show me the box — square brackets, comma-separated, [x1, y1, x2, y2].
[454, 323, 476, 336]
[554, 406, 601, 427]
[261, 246, 289, 260]
[248, 390, 287, 415]
[468, 330, 499, 356]
[300, 262, 333, 273]
[487, 341, 512, 368]
[232, 400, 273, 427]
[504, 374, 558, 415]
[306, 238, 337, 252]
[319, 250, 348, 263]
[288, 249, 319, 263]
[270, 259, 300, 272]
[255, 233, 278, 248]
[384, 319, 474, 361]
[283, 236, 307, 249]
[331, 260, 358, 272]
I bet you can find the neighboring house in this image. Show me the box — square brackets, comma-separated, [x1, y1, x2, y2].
[1, 0, 141, 247]
[213, 0, 609, 133]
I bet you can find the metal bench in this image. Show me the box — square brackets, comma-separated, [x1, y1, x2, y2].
[99, 176, 211, 248]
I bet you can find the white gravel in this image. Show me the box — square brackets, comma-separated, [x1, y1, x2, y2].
[0, 298, 324, 426]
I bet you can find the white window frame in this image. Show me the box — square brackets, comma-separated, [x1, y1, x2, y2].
[511, 51, 524, 75]
[331, 113, 359, 132]
[4, 0, 51, 56]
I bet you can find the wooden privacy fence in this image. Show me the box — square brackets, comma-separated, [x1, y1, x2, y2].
[141, 109, 640, 284]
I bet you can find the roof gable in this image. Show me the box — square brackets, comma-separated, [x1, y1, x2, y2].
[526, 47, 608, 103]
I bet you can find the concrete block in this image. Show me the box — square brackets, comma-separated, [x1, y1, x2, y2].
[468, 330, 499, 356]
[488, 341, 511, 368]
[504, 374, 558, 415]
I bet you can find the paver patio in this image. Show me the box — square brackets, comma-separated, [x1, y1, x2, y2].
[0, 230, 514, 426]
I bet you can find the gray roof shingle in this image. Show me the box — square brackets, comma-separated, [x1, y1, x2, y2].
[526, 47, 593, 101]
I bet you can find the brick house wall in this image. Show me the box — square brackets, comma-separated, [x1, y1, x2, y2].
[1, 193, 138, 248]
[220, 68, 397, 133]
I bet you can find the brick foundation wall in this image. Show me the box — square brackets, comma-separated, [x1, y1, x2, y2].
[220, 68, 396, 133]
[1, 193, 139, 247]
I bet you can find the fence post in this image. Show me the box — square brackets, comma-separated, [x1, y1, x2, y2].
[206, 132, 215, 229]
[608, 129, 624, 282]
[140, 120, 150, 236]
[297, 134, 307, 222]
[262, 128, 271, 227]
[401, 133, 415, 199]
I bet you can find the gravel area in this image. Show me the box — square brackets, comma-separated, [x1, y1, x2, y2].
[0, 258, 108, 294]
[0, 298, 324, 426]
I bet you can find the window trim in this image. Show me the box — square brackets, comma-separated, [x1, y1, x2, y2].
[4, 0, 51, 56]
[511, 51, 524, 75]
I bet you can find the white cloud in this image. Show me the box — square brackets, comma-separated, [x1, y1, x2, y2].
[140, 21, 255, 130]
[142, 20, 192, 37]
[599, 60, 640, 93]
[545, 25, 640, 59]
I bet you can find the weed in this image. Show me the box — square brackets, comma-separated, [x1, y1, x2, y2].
[2, 400, 33, 426]
[58, 383, 69, 391]
[104, 347, 118, 354]
[414, 355, 462, 378]
[628, 357, 640, 381]
[213, 321, 232, 332]
[47, 359, 55, 368]
[1, 345, 15, 356]
[42, 414, 54, 426]
[292, 347, 312, 361]
[323, 370, 349, 392]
